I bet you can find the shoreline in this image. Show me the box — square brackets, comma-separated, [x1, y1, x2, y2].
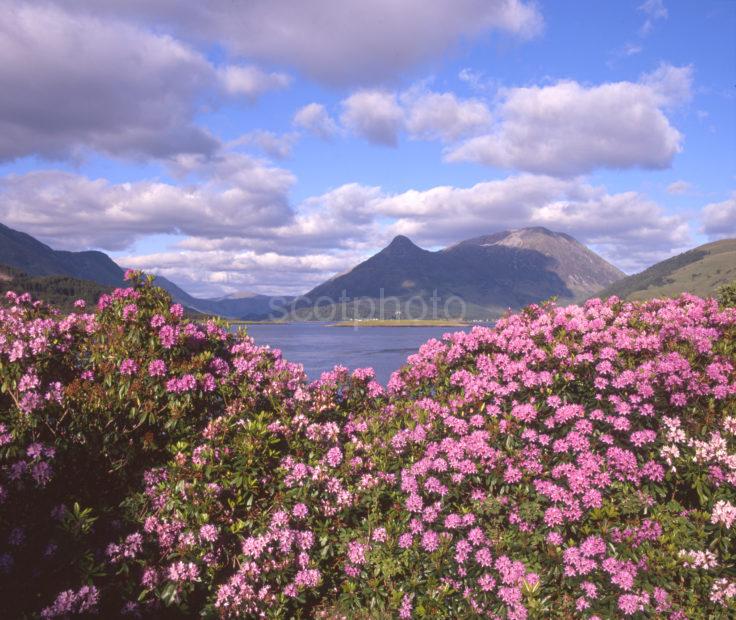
[330, 319, 470, 327]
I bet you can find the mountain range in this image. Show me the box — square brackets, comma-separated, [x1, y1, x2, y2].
[0, 222, 278, 318]
[305, 228, 623, 319]
[1, 221, 733, 319]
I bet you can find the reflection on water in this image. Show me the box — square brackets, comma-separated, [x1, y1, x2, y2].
[241, 322, 474, 384]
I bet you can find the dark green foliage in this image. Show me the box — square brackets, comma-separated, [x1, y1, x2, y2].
[718, 280, 736, 308]
[0, 264, 110, 310]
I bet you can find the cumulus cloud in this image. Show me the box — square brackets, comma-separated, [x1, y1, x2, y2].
[218, 65, 291, 100]
[59, 0, 543, 85]
[403, 90, 492, 142]
[177, 183, 384, 257]
[119, 247, 357, 297]
[3, 164, 691, 291]
[341, 91, 404, 146]
[117, 181, 388, 295]
[372, 175, 689, 271]
[293, 104, 339, 140]
[445, 64, 692, 176]
[0, 2, 222, 161]
[229, 131, 298, 160]
[530, 190, 690, 271]
[338, 86, 493, 146]
[250, 175, 687, 277]
[0, 2, 293, 163]
[0, 153, 295, 250]
[702, 193, 736, 239]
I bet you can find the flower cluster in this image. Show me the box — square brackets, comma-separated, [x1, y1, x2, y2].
[1, 275, 735, 618]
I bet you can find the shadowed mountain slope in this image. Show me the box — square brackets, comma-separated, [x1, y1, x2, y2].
[306, 228, 624, 316]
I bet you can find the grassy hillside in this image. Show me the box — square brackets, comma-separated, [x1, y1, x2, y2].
[597, 238, 736, 301]
[0, 264, 110, 310]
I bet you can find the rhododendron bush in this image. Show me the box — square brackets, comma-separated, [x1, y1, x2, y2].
[1, 273, 735, 618]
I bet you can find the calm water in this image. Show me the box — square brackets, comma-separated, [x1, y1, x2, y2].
[242, 323, 473, 384]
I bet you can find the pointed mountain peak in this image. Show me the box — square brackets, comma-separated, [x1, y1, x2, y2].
[387, 234, 416, 248]
[380, 235, 423, 255]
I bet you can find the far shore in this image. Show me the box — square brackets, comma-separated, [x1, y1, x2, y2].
[330, 319, 470, 327]
[217, 318, 495, 328]
[224, 319, 289, 326]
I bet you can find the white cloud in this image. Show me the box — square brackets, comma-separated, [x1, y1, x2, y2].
[293, 104, 338, 140]
[257, 175, 687, 276]
[60, 0, 543, 85]
[229, 131, 298, 160]
[340, 91, 404, 146]
[120, 247, 356, 296]
[0, 2, 221, 161]
[0, 153, 295, 250]
[372, 175, 690, 271]
[403, 90, 492, 142]
[182, 183, 384, 256]
[530, 191, 690, 271]
[445, 64, 692, 176]
[702, 193, 736, 239]
[0, 2, 294, 163]
[218, 65, 291, 100]
[3, 165, 692, 291]
[337, 86, 493, 146]
[666, 180, 692, 195]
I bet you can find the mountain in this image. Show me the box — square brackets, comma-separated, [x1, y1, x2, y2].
[0, 222, 194, 306]
[597, 238, 736, 301]
[449, 227, 625, 299]
[0, 223, 124, 286]
[304, 228, 624, 318]
[0, 222, 626, 321]
[307, 235, 442, 300]
[0, 223, 285, 319]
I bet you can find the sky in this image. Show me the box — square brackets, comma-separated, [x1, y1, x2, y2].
[0, 0, 734, 297]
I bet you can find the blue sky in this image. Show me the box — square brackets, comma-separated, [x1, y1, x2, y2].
[0, 0, 733, 296]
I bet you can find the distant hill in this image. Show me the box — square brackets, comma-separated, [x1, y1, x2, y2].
[0, 222, 285, 319]
[0, 223, 125, 286]
[597, 238, 736, 301]
[0, 264, 111, 311]
[304, 227, 624, 319]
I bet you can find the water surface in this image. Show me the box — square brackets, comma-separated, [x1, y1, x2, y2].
[242, 323, 473, 384]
